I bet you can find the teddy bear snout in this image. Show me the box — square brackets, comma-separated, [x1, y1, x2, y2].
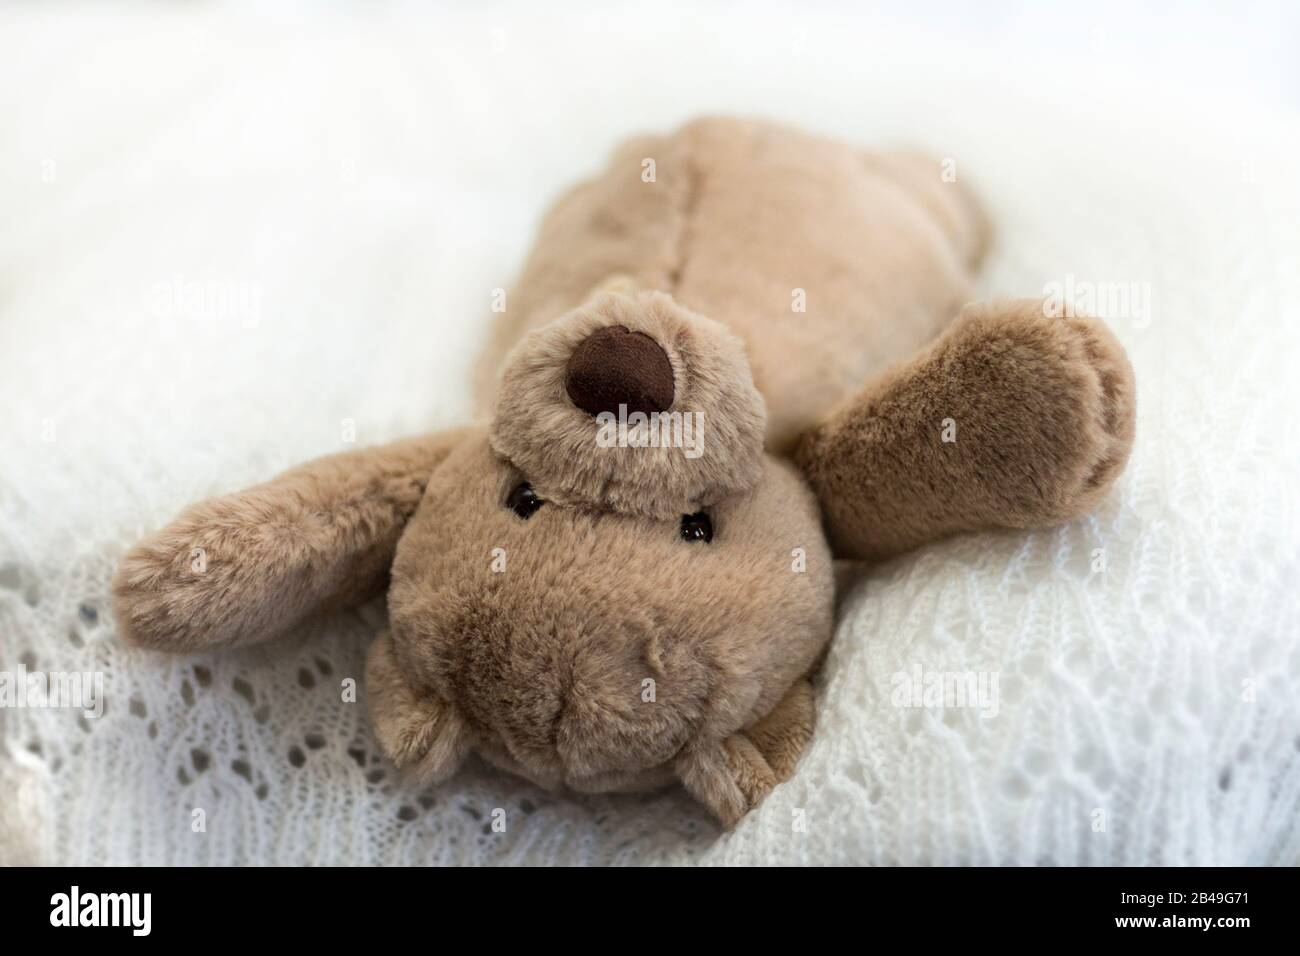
[563, 324, 676, 417]
[490, 290, 769, 519]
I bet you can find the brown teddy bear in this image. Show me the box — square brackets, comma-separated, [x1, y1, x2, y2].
[112, 117, 1135, 826]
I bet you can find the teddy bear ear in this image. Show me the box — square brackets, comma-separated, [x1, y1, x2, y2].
[366, 631, 472, 784]
[676, 736, 777, 828]
[112, 429, 471, 652]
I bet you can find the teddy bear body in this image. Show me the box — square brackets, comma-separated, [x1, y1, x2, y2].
[113, 118, 1134, 826]
[480, 116, 987, 450]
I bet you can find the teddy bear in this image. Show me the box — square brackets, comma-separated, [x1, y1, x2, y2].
[111, 117, 1135, 826]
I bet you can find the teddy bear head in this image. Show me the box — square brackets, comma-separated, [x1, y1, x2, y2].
[370, 291, 833, 795]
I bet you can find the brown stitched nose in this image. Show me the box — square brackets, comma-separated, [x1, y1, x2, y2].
[564, 325, 675, 417]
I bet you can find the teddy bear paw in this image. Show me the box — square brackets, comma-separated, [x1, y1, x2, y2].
[948, 300, 1137, 528]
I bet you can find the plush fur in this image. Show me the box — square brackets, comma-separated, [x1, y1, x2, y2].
[794, 300, 1136, 560]
[112, 117, 1136, 826]
[491, 290, 767, 520]
[478, 117, 989, 450]
[112, 430, 470, 651]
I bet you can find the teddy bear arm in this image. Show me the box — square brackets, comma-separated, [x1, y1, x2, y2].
[792, 299, 1136, 561]
[111, 427, 473, 651]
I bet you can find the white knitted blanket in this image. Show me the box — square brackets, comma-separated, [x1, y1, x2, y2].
[2, 3, 1298, 866]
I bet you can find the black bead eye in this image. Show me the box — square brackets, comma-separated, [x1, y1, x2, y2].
[680, 512, 713, 543]
[505, 482, 543, 520]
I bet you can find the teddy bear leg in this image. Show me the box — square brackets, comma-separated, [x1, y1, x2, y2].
[677, 678, 816, 827]
[862, 149, 993, 270]
[793, 299, 1136, 561]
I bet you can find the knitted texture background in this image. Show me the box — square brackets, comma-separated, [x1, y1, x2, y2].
[2, 4, 1298, 865]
